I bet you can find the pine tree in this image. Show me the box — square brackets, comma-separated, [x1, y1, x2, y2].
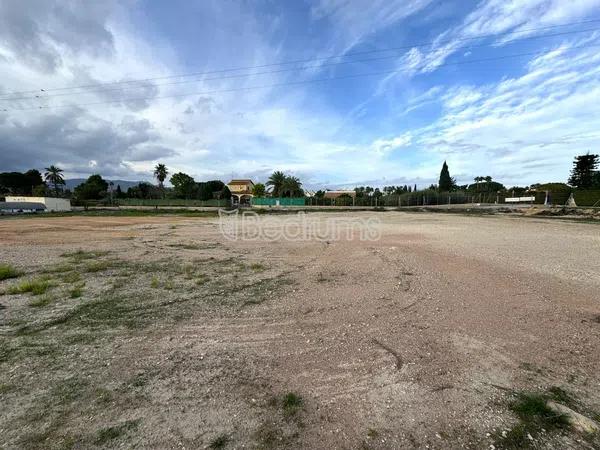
[438, 161, 453, 192]
[568, 153, 599, 189]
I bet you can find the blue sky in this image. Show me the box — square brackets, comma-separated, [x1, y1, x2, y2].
[1, 0, 600, 189]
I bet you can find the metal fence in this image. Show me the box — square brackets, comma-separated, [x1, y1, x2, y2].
[117, 198, 227, 207]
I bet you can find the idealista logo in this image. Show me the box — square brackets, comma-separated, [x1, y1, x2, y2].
[218, 209, 381, 242]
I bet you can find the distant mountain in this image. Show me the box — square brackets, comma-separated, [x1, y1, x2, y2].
[64, 179, 146, 191]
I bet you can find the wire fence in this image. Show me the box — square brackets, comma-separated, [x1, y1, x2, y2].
[116, 198, 227, 207]
[70, 190, 600, 209]
[306, 190, 600, 207]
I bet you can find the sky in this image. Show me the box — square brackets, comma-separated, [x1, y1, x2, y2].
[1, 0, 600, 189]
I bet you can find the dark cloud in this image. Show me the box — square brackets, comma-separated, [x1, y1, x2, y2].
[0, 0, 115, 72]
[0, 109, 177, 177]
[128, 145, 179, 162]
[65, 68, 159, 111]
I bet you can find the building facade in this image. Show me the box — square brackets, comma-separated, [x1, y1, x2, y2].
[226, 180, 254, 206]
[5, 196, 72, 212]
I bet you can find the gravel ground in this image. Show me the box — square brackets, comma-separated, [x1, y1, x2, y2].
[0, 211, 599, 449]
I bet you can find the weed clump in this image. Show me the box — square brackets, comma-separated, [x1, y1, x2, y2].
[493, 391, 570, 449]
[95, 420, 139, 445]
[282, 392, 303, 417]
[8, 279, 52, 296]
[209, 433, 230, 449]
[0, 264, 23, 281]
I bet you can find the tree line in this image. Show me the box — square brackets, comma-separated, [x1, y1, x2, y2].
[1, 153, 598, 202]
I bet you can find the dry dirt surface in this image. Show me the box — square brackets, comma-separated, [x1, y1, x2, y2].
[0, 211, 599, 449]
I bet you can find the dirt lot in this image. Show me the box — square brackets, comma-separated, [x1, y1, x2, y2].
[1, 211, 599, 449]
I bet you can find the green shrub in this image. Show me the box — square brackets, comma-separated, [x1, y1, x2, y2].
[282, 392, 303, 416]
[69, 285, 84, 299]
[574, 190, 600, 207]
[29, 295, 54, 307]
[8, 279, 51, 296]
[0, 264, 23, 281]
[84, 261, 112, 273]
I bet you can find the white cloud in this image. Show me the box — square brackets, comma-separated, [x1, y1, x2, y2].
[310, 0, 433, 54]
[371, 133, 412, 155]
[402, 0, 600, 74]
[410, 39, 600, 185]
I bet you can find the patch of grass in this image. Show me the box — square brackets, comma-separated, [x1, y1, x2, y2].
[282, 392, 303, 417]
[255, 422, 283, 449]
[51, 377, 90, 405]
[494, 391, 570, 449]
[547, 386, 576, 405]
[0, 264, 23, 281]
[249, 263, 266, 271]
[150, 277, 160, 288]
[41, 263, 74, 274]
[95, 419, 139, 445]
[61, 271, 82, 284]
[492, 423, 530, 449]
[0, 383, 15, 394]
[209, 433, 230, 449]
[93, 387, 114, 405]
[60, 249, 110, 261]
[69, 284, 84, 299]
[183, 264, 197, 278]
[511, 393, 568, 428]
[29, 294, 54, 307]
[195, 274, 210, 285]
[83, 260, 114, 273]
[124, 370, 157, 389]
[111, 277, 128, 289]
[519, 362, 544, 374]
[15, 292, 152, 335]
[8, 278, 52, 296]
[367, 428, 379, 439]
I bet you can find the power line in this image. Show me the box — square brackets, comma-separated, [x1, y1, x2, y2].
[2, 18, 600, 100]
[5, 42, 599, 113]
[2, 25, 598, 103]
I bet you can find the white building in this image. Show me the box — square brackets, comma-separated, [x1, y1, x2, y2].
[5, 196, 72, 212]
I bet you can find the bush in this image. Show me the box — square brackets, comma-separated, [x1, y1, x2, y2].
[0, 264, 23, 281]
[8, 279, 51, 296]
[573, 190, 600, 207]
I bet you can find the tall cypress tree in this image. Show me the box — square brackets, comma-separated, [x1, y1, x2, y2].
[568, 153, 599, 189]
[438, 161, 453, 192]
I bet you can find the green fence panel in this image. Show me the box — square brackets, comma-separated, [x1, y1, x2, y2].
[573, 190, 600, 207]
[252, 197, 306, 206]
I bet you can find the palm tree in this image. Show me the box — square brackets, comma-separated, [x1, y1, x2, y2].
[266, 171, 286, 197]
[44, 165, 65, 197]
[281, 176, 303, 197]
[252, 183, 266, 197]
[154, 164, 168, 197]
